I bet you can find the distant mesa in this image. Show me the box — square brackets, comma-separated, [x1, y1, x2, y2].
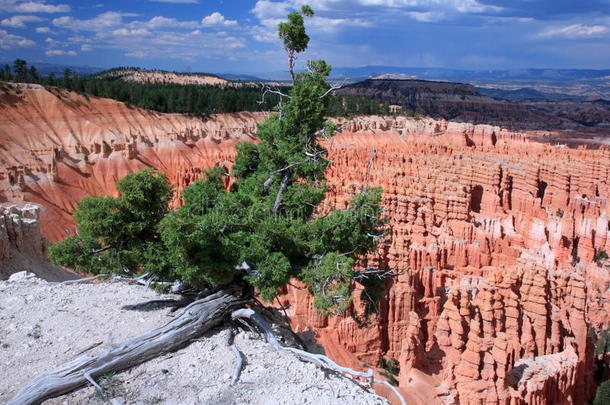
[371, 73, 417, 80]
[93, 67, 234, 86]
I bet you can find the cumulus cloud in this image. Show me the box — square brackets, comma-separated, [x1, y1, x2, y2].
[45, 49, 76, 56]
[252, 0, 502, 28]
[358, 0, 500, 13]
[1, 15, 43, 28]
[201, 12, 237, 27]
[35, 26, 51, 33]
[53, 11, 134, 31]
[145, 16, 200, 29]
[49, 11, 246, 61]
[0, 0, 70, 13]
[537, 24, 608, 39]
[80, 44, 92, 51]
[251, 0, 372, 42]
[112, 28, 150, 37]
[0, 29, 35, 48]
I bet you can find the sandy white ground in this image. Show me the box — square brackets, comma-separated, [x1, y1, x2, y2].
[0, 274, 387, 404]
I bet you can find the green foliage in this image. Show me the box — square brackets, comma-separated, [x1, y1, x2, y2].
[278, 5, 314, 78]
[593, 327, 610, 356]
[13, 59, 27, 82]
[49, 169, 172, 275]
[50, 5, 386, 314]
[159, 4, 385, 311]
[571, 238, 580, 267]
[594, 250, 609, 265]
[279, 11, 310, 54]
[593, 380, 610, 405]
[379, 357, 400, 386]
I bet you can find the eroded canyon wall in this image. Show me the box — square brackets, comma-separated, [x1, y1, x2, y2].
[0, 82, 263, 240]
[1, 83, 609, 404]
[0, 204, 74, 281]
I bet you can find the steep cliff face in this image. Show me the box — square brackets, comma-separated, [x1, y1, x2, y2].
[0, 82, 264, 240]
[1, 84, 609, 404]
[0, 204, 73, 281]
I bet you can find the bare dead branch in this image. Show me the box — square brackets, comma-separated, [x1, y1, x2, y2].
[319, 80, 346, 99]
[271, 171, 290, 215]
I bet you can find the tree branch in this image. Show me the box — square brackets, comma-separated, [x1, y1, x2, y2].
[8, 290, 248, 405]
[319, 80, 346, 99]
[271, 171, 290, 215]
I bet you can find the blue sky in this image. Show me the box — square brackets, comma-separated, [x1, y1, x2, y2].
[0, 0, 609, 74]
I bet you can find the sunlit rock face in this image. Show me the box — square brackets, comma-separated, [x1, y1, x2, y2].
[0, 203, 74, 281]
[0, 83, 264, 241]
[2, 83, 609, 404]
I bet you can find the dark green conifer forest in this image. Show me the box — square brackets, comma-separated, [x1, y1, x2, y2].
[1, 60, 390, 117]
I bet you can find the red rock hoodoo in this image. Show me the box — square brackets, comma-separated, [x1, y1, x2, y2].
[1, 84, 609, 404]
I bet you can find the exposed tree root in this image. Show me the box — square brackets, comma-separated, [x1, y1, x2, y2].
[232, 308, 407, 405]
[8, 289, 247, 405]
[227, 327, 244, 386]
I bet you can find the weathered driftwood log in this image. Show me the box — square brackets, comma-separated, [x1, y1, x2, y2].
[232, 308, 407, 405]
[8, 289, 246, 405]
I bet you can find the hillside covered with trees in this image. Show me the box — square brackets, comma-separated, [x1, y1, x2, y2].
[1, 60, 390, 117]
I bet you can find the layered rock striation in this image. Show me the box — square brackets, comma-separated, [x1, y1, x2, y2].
[0, 82, 264, 240]
[279, 118, 610, 404]
[1, 84, 609, 404]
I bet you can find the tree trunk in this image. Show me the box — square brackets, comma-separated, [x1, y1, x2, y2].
[8, 289, 247, 405]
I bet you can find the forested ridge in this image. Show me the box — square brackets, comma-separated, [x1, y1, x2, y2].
[1, 60, 390, 116]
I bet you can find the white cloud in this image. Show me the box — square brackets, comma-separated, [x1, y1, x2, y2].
[144, 16, 199, 29]
[355, 0, 499, 12]
[53, 12, 136, 31]
[201, 12, 237, 27]
[537, 24, 608, 39]
[252, 0, 502, 26]
[251, 1, 372, 42]
[1, 15, 43, 28]
[0, 29, 35, 48]
[35, 26, 51, 33]
[112, 28, 150, 36]
[45, 49, 76, 56]
[406, 11, 444, 22]
[0, 0, 70, 13]
[49, 11, 246, 61]
[252, 1, 291, 20]
[81, 44, 92, 51]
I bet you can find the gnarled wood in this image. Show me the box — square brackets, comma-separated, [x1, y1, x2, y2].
[232, 308, 407, 405]
[8, 289, 246, 405]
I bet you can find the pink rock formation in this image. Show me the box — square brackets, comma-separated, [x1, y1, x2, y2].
[0, 83, 264, 240]
[1, 84, 609, 404]
[96, 68, 232, 86]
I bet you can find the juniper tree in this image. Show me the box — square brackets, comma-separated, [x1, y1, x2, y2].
[157, 5, 386, 312]
[49, 5, 386, 313]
